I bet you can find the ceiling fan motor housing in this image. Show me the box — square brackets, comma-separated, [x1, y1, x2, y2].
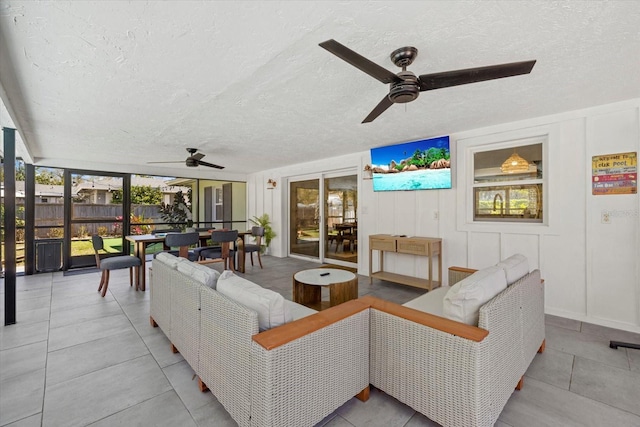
[186, 158, 198, 167]
[389, 71, 420, 103]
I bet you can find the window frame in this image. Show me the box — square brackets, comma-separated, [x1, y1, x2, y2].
[472, 140, 544, 223]
[456, 126, 552, 233]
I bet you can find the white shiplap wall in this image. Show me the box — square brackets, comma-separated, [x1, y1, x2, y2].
[249, 99, 640, 333]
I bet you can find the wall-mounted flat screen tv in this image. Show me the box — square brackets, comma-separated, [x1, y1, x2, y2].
[369, 135, 451, 192]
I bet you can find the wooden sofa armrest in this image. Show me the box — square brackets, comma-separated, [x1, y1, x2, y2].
[253, 294, 489, 350]
[252, 299, 370, 350]
[359, 295, 488, 342]
[448, 266, 478, 286]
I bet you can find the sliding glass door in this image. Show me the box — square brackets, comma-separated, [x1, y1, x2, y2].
[290, 179, 320, 258]
[289, 172, 358, 266]
[324, 175, 357, 263]
[66, 171, 127, 268]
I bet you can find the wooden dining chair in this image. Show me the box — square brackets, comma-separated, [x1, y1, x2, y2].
[198, 230, 238, 271]
[92, 235, 142, 296]
[243, 226, 264, 269]
[159, 232, 200, 261]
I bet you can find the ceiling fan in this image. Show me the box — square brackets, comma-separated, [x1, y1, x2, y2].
[147, 148, 225, 169]
[319, 39, 536, 123]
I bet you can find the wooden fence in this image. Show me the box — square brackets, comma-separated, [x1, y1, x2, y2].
[17, 203, 169, 238]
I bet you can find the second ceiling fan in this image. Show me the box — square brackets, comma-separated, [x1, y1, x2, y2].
[147, 148, 224, 169]
[319, 39, 536, 123]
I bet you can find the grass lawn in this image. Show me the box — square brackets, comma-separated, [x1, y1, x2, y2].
[2, 238, 167, 268]
[71, 237, 165, 256]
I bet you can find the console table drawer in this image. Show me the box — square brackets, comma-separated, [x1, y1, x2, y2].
[397, 238, 429, 255]
[370, 238, 396, 252]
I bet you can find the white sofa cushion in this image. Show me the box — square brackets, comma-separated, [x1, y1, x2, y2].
[496, 254, 529, 285]
[176, 261, 220, 288]
[443, 266, 508, 325]
[217, 271, 292, 331]
[285, 300, 318, 320]
[155, 252, 184, 269]
[402, 286, 450, 317]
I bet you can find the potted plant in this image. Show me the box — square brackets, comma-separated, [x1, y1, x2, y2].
[249, 214, 276, 253]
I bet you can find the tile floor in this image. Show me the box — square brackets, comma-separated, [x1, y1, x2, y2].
[1, 256, 640, 427]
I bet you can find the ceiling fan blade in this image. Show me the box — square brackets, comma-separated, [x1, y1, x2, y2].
[418, 60, 536, 91]
[197, 159, 225, 170]
[320, 39, 402, 85]
[191, 153, 205, 161]
[146, 161, 184, 164]
[362, 95, 394, 123]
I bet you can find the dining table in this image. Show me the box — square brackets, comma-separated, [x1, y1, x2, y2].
[126, 230, 253, 291]
[333, 222, 358, 252]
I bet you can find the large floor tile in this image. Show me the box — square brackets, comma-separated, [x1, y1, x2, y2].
[14, 275, 52, 290]
[47, 313, 133, 351]
[629, 348, 640, 373]
[0, 340, 48, 382]
[545, 324, 629, 369]
[336, 388, 415, 427]
[88, 390, 197, 427]
[15, 287, 52, 301]
[570, 356, 640, 416]
[51, 280, 103, 298]
[49, 299, 123, 329]
[403, 412, 442, 426]
[14, 296, 51, 312]
[2, 413, 43, 427]
[141, 328, 185, 368]
[49, 290, 115, 312]
[581, 321, 640, 344]
[499, 376, 640, 427]
[320, 415, 355, 427]
[189, 399, 238, 427]
[524, 347, 574, 390]
[0, 321, 49, 351]
[545, 314, 581, 331]
[42, 354, 171, 427]
[0, 369, 45, 426]
[162, 360, 215, 412]
[14, 307, 51, 325]
[46, 329, 149, 386]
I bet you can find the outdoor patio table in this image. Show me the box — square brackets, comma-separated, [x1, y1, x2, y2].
[126, 231, 250, 290]
[126, 231, 211, 290]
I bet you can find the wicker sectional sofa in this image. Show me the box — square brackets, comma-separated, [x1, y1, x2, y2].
[150, 253, 370, 427]
[150, 253, 544, 427]
[369, 258, 545, 427]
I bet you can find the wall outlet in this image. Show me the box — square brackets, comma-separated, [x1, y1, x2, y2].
[601, 211, 611, 224]
[433, 210, 439, 220]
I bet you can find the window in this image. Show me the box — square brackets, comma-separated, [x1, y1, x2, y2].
[472, 140, 544, 223]
[213, 187, 223, 221]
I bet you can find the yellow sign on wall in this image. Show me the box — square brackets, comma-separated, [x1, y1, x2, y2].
[592, 152, 637, 195]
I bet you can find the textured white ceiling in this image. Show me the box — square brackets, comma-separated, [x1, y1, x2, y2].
[1, 1, 639, 178]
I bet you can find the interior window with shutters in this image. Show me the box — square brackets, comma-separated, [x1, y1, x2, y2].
[473, 141, 544, 223]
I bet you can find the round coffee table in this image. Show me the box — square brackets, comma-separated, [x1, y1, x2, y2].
[293, 268, 358, 311]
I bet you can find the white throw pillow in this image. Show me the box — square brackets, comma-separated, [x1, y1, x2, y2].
[155, 252, 183, 269]
[443, 266, 507, 325]
[177, 261, 220, 289]
[496, 254, 529, 285]
[216, 271, 291, 331]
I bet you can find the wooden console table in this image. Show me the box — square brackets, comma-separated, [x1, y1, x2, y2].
[369, 234, 442, 291]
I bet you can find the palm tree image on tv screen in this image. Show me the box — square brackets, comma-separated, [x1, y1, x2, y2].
[369, 135, 451, 191]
